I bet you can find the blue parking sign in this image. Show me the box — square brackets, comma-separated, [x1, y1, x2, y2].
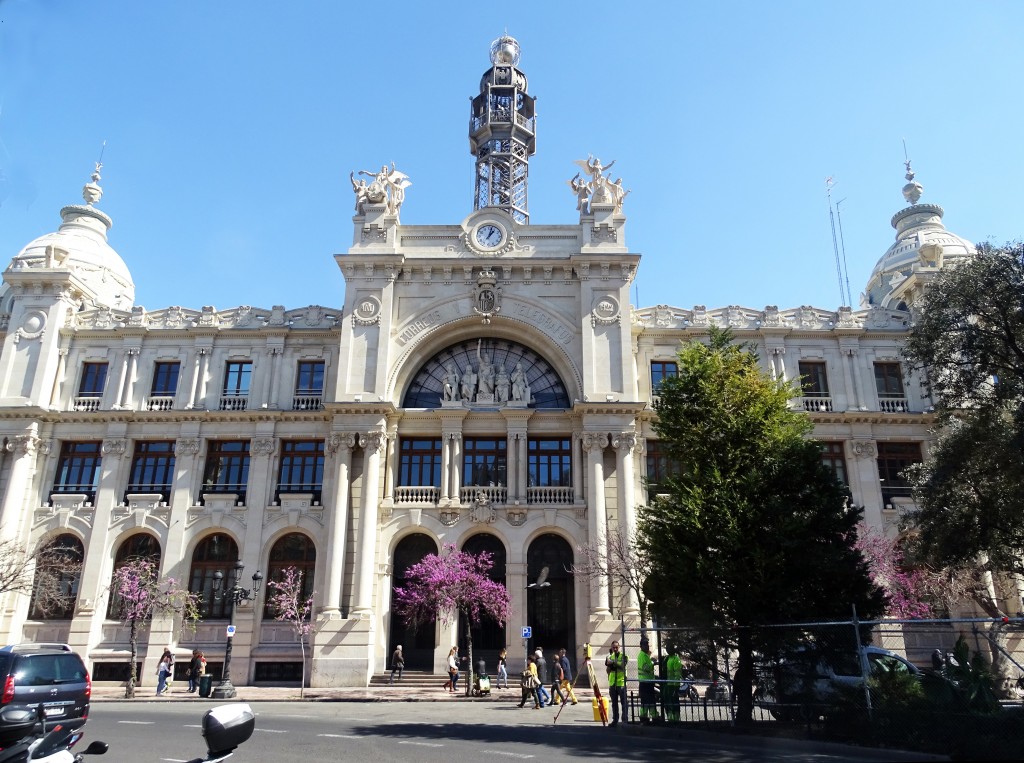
[522, 626, 532, 639]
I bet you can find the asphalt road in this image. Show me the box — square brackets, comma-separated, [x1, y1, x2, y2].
[79, 701, 945, 763]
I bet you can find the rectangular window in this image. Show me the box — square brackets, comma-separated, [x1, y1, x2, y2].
[223, 361, 252, 395]
[528, 438, 571, 487]
[876, 441, 922, 504]
[202, 440, 250, 501]
[874, 362, 905, 397]
[277, 440, 325, 499]
[819, 441, 847, 486]
[398, 438, 442, 486]
[295, 361, 325, 395]
[463, 438, 507, 487]
[651, 361, 678, 392]
[150, 362, 180, 396]
[798, 361, 830, 396]
[77, 363, 108, 397]
[52, 441, 102, 501]
[126, 441, 176, 501]
[645, 440, 682, 499]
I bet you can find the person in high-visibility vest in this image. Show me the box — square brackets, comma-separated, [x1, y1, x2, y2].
[664, 644, 683, 722]
[637, 639, 657, 722]
[605, 640, 629, 726]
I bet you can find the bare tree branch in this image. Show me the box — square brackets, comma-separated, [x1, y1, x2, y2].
[571, 528, 652, 623]
[0, 536, 82, 618]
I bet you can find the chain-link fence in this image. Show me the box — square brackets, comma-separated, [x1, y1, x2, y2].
[613, 615, 1024, 757]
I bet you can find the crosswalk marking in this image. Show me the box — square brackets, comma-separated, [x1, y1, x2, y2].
[398, 740, 444, 748]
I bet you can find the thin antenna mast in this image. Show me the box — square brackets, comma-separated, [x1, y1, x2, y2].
[835, 197, 853, 307]
[826, 177, 845, 307]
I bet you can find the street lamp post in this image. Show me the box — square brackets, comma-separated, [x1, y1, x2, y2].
[211, 560, 263, 699]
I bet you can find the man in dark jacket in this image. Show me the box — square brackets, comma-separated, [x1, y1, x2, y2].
[559, 648, 578, 705]
[390, 645, 404, 684]
[534, 649, 551, 706]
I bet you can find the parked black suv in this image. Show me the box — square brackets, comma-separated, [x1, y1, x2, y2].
[0, 644, 91, 749]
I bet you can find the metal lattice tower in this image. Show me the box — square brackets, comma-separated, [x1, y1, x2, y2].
[469, 36, 537, 224]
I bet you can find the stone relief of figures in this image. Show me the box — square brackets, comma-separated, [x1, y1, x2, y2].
[568, 155, 629, 212]
[440, 344, 531, 407]
[351, 162, 411, 215]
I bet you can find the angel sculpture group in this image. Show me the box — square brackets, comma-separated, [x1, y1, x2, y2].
[568, 155, 630, 214]
[350, 162, 412, 215]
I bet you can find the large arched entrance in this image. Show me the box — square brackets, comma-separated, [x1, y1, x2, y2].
[459, 533, 507, 676]
[389, 533, 438, 671]
[526, 534, 575, 662]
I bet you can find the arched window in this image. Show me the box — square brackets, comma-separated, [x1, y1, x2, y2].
[263, 533, 316, 618]
[106, 533, 162, 619]
[28, 534, 84, 620]
[189, 534, 239, 619]
[526, 534, 575, 656]
[389, 533, 439, 671]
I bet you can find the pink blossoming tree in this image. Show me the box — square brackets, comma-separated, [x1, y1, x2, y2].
[855, 525, 935, 619]
[393, 544, 510, 696]
[266, 566, 316, 698]
[109, 558, 202, 698]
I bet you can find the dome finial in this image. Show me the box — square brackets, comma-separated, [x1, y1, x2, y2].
[83, 142, 106, 206]
[901, 140, 923, 205]
[489, 34, 520, 67]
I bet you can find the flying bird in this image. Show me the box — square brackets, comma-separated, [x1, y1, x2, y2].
[526, 566, 551, 589]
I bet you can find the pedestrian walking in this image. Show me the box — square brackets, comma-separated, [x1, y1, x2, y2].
[155, 649, 173, 696]
[446, 647, 460, 693]
[549, 650, 567, 705]
[390, 645, 405, 684]
[517, 654, 542, 708]
[534, 649, 550, 707]
[605, 640, 628, 726]
[496, 647, 509, 689]
[558, 648, 579, 705]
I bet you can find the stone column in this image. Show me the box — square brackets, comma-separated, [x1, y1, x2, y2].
[572, 431, 584, 504]
[0, 434, 39, 539]
[450, 433, 463, 504]
[850, 440, 883, 528]
[583, 433, 610, 616]
[49, 349, 68, 408]
[517, 434, 528, 504]
[382, 429, 396, 505]
[113, 352, 131, 409]
[772, 347, 788, 382]
[612, 431, 640, 615]
[439, 435, 451, 503]
[323, 433, 356, 614]
[842, 347, 863, 410]
[352, 431, 385, 616]
[120, 348, 139, 409]
[188, 348, 207, 409]
[264, 346, 283, 409]
[197, 349, 211, 408]
[506, 432, 517, 500]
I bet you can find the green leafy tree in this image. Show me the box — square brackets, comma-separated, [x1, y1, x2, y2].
[638, 327, 885, 725]
[900, 242, 1024, 693]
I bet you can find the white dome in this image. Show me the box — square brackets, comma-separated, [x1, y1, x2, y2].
[8, 203, 135, 310]
[863, 177, 975, 309]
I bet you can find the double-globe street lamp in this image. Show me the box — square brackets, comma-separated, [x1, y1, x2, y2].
[211, 560, 263, 699]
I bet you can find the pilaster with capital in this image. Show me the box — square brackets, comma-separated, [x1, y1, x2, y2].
[352, 431, 386, 615]
[611, 431, 640, 615]
[583, 433, 610, 616]
[841, 346, 863, 410]
[324, 432, 357, 613]
[0, 435, 41, 538]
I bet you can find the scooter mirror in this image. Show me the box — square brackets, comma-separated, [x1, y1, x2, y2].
[83, 740, 109, 754]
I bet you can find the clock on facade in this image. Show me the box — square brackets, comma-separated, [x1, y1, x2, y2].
[474, 223, 505, 249]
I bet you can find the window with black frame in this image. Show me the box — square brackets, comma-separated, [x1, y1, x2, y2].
[819, 441, 848, 486]
[126, 441, 175, 502]
[150, 361, 180, 396]
[189, 533, 239, 619]
[397, 438, 442, 487]
[262, 533, 316, 619]
[276, 440, 324, 502]
[52, 441, 102, 503]
[202, 440, 250, 503]
[77, 362, 108, 399]
[463, 438, 507, 487]
[528, 438, 571, 495]
[650, 360, 678, 393]
[876, 442, 922, 505]
[28, 534, 83, 620]
[798, 361, 830, 396]
[645, 439, 682, 500]
[106, 533, 162, 619]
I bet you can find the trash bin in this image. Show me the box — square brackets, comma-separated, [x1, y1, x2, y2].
[199, 674, 214, 698]
[592, 696, 609, 722]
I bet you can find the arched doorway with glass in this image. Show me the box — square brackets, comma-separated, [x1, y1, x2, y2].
[28, 533, 84, 621]
[262, 533, 316, 619]
[188, 533, 239, 619]
[388, 533, 438, 671]
[526, 533, 575, 668]
[106, 533, 162, 619]
[459, 533, 507, 677]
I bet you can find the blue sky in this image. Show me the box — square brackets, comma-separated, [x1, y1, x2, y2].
[1, 1, 1021, 315]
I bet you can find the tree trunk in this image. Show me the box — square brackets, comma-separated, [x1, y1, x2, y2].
[126, 618, 138, 699]
[299, 636, 306, 700]
[464, 609, 474, 697]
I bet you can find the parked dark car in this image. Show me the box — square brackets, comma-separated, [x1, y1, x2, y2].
[0, 643, 91, 749]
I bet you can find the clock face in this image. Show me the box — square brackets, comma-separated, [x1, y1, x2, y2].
[475, 223, 504, 248]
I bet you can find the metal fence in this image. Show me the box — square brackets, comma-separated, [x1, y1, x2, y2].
[610, 615, 1024, 755]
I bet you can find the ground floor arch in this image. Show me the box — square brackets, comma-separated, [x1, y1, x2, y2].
[388, 533, 439, 670]
[458, 532, 507, 674]
[526, 533, 576, 661]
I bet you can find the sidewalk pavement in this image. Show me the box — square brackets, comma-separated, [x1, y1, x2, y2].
[91, 682, 590, 704]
